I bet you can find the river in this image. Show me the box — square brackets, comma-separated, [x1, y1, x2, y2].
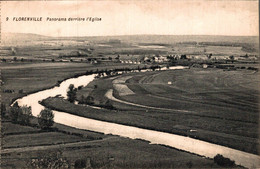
[15, 66, 259, 168]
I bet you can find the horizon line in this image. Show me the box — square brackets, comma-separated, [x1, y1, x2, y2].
[3, 32, 259, 38]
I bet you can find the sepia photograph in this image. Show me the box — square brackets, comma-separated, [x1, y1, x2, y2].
[0, 0, 259, 168]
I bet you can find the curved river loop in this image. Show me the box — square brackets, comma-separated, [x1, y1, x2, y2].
[15, 66, 259, 169]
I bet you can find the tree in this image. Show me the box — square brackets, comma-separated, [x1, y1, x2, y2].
[115, 54, 120, 60]
[86, 96, 94, 105]
[38, 108, 54, 129]
[229, 55, 234, 63]
[19, 106, 32, 125]
[77, 85, 83, 90]
[104, 100, 113, 109]
[10, 102, 21, 123]
[67, 84, 77, 103]
[207, 53, 212, 59]
[180, 55, 187, 59]
[9, 103, 32, 125]
[213, 154, 235, 167]
[78, 95, 86, 104]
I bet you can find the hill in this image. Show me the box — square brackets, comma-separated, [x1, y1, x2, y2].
[1, 33, 258, 46]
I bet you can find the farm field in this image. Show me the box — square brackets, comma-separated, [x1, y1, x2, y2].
[1, 34, 258, 63]
[1, 121, 221, 169]
[2, 122, 92, 149]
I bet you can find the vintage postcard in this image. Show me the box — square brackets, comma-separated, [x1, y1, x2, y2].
[0, 0, 259, 168]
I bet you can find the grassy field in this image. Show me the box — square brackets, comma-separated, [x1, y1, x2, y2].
[2, 123, 221, 169]
[64, 66, 259, 155]
[1, 120, 222, 169]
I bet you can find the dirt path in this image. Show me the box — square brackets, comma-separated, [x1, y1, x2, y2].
[105, 89, 192, 113]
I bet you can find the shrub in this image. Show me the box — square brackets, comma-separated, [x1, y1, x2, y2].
[77, 85, 83, 90]
[86, 96, 94, 105]
[74, 159, 86, 169]
[78, 95, 85, 104]
[213, 154, 235, 167]
[28, 150, 70, 168]
[103, 100, 114, 110]
[38, 108, 54, 130]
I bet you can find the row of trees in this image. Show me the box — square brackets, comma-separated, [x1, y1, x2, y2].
[1, 102, 54, 130]
[66, 84, 114, 109]
[9, 102, 32, 125]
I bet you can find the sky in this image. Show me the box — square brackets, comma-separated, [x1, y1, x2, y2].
[1, 0, 259, 37]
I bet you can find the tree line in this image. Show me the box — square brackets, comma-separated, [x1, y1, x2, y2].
[1, 102, 54, 130]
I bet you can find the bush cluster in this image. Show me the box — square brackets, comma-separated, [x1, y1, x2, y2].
[213, 154, 235, 167]
[9, 102, 32, 125]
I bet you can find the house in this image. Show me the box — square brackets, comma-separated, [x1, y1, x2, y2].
[202, 64, 208, 69]
[153, 55, 169, 63]
[143, 56, 150, 62]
